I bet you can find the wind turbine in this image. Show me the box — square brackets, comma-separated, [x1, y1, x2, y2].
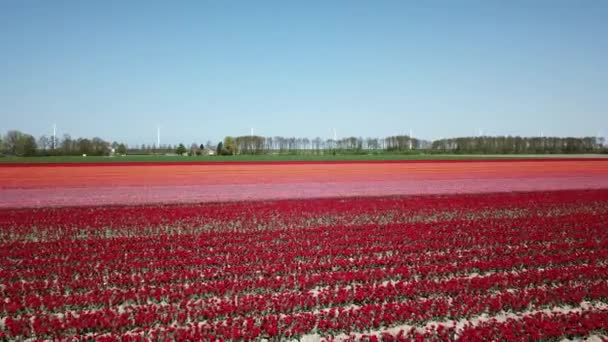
[409, 128, 413, 150]
[332, 128, 337, 149]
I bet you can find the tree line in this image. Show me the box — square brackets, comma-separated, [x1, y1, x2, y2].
[0, 130, 125, 157]
[215, 135, 605, 155]
[431, 136, 605, 154]
[215, 135, 432, 155]
[0, 130, 213, 157]
[1, 129, 606, 157]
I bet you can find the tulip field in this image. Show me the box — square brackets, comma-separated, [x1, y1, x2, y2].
[1, 159, 608, 341]
[2, 159, 608, 208]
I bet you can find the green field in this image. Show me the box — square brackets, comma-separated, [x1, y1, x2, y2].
[1, 153, 603, 164]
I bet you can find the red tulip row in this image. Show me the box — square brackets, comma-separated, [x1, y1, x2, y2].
[3, 221, 605, 319]
[5, 309, 603, 341]
[4, 211, 605, 286]
[3, 279, 608, 339]
[4, 255, 607, 319]
[340, 310, 608, 342]
[1, 189, 607, 339]
[2, 189, 606, 243]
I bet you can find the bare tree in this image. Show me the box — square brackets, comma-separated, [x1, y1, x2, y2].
[4, 130, 22, 155]
[190, 143, 200, 156]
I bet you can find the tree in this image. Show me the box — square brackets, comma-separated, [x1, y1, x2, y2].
[216, 141, 224, 155]
[190, 143, 200, 156]
[176, 143, 187, 155]
[223, 136, 236, 155]
[38, 135, 51, 151]
[61, 134, 74, 155]
[76, 138, 92, 155]
[234, 135, 266, 154]
[199, 143, 205, 150]
[117, 143, 127, 155]
[4, 130, 23, 155]
[22, 135, 37, 156]
[90, 137, 110, 156]
[3, 130, 37, 156]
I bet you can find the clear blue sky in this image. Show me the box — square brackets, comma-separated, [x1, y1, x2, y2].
[1, 0, 607, 146]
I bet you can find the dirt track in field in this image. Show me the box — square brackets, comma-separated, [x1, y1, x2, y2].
[1, 160, 607, 208]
